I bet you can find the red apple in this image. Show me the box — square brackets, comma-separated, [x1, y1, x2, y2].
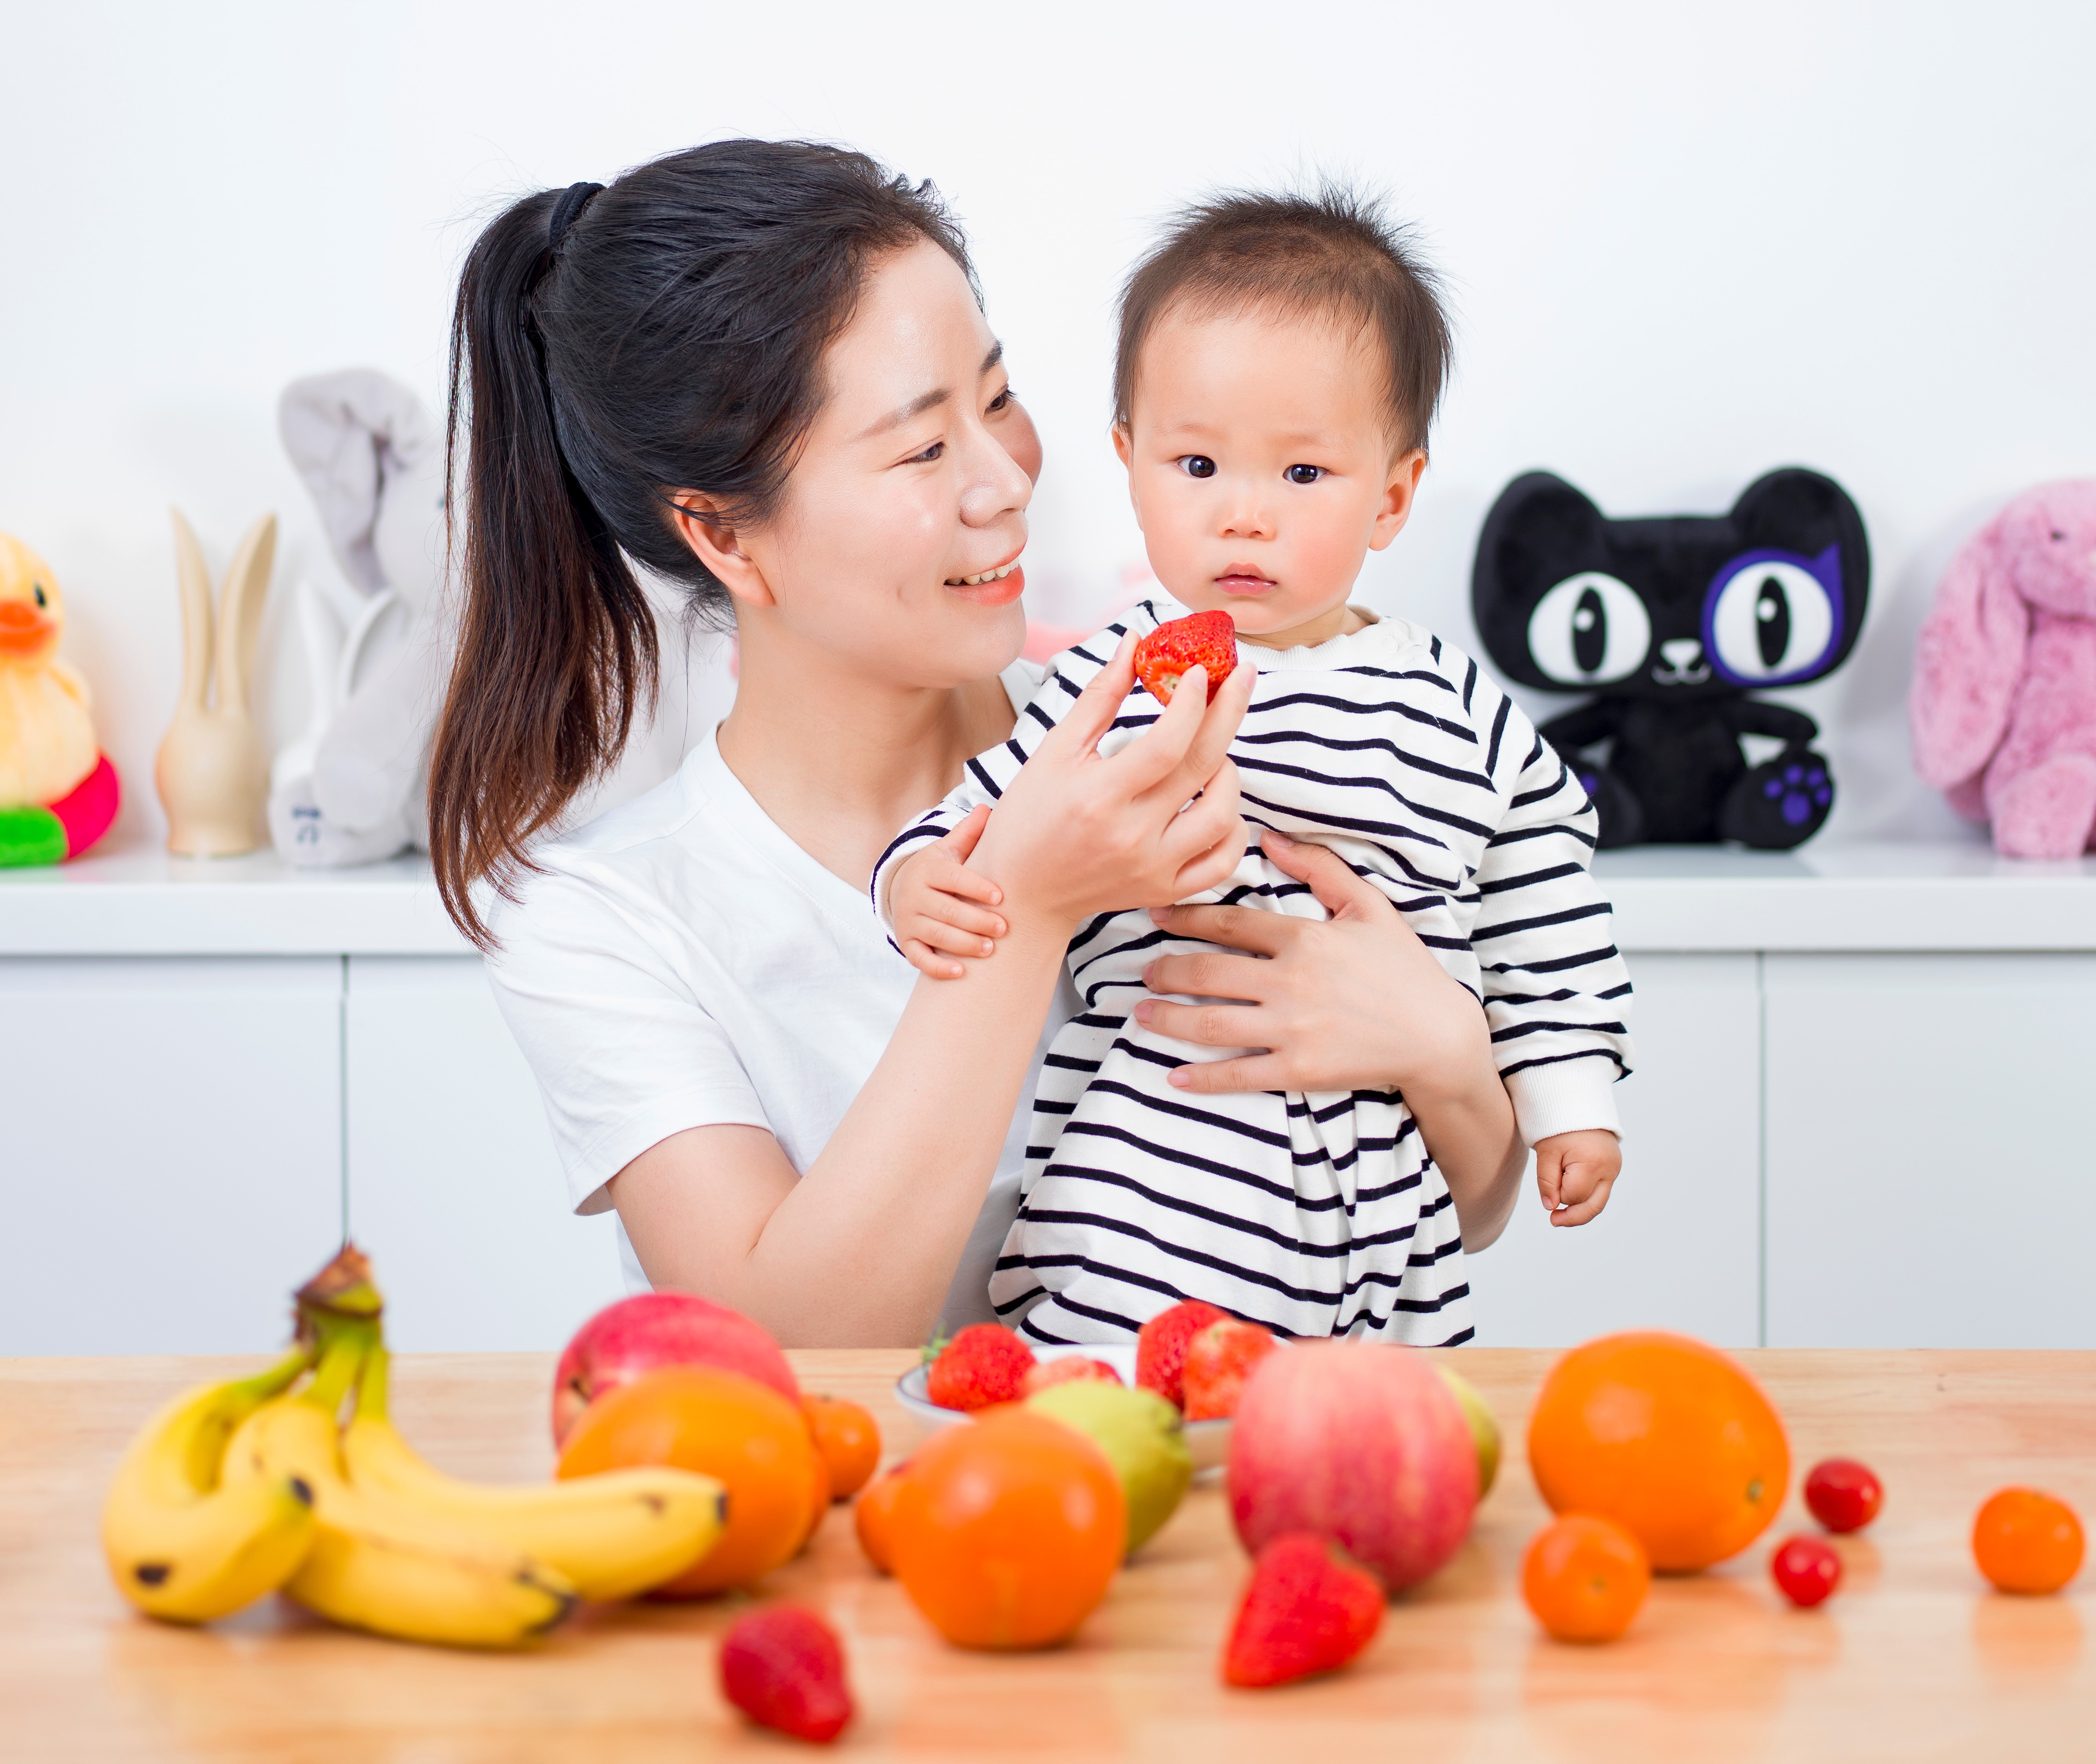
[552, 1293, 800, 1446]
[1227, 1339, 1478, 1593]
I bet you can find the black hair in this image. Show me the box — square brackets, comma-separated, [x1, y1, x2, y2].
[431, 139, 972, 947]
[1114, 184, 1451, 454]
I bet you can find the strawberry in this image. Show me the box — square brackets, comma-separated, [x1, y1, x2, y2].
[718, 1605, 853, 1743]
[1135, 1299, 1230, 1408]
[1222, 1532, 1385, 1689]
[925, 1323, 1035, 1411]
[1020, 1356, 1124, 1397]
[1182, 1318, 1278, 1421]
[1133, 610, 1238, 705]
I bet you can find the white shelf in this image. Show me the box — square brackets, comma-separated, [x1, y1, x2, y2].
[3, 837, 2093, 957]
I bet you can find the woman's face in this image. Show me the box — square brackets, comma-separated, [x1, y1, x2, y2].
[711, 239, 1041, 691]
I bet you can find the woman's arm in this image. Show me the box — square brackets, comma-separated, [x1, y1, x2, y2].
[1131, 829, 1529, 1251]
[613, 647, 1255, 1345]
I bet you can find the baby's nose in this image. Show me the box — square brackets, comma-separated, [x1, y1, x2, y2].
[1661, 638, 1703, 667]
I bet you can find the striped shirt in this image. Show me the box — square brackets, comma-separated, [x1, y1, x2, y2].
[872, 601, 1634, 1347]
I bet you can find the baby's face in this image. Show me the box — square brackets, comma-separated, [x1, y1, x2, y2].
[1116, 304, 1423, 647]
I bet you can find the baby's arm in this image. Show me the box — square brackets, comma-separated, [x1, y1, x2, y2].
[888, 806, 1009, 979]
[1468, 689, 1635, 1224]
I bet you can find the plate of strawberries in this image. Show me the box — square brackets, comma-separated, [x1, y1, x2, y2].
[896, 1301, 1280, 1472]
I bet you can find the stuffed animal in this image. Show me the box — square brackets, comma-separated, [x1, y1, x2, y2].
[268, 369, 447, 867]
[1910, 480, 2096, 859]
[0, 533, 120, 866]
[1472, 468, 1871, 849]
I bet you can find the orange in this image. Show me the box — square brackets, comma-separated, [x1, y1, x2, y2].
[557, 1365, 823, 1596]
[1973, 1488, 2084, 1594]
[1527, 1331, 1788, 1572]
[803, 1394, 881, 1500]
[890, 1408, 1124, 1649]
[1522, 1514, 1650, 1642]
[855, 1462, 911, 1574]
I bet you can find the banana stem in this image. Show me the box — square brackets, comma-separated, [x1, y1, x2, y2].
[233, 1341, 317, 1405]
[356, 1344, 393, 1425]
[301, 1325, 374, 1418]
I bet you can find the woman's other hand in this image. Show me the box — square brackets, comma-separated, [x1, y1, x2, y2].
[1135, 827, 1527, 1249]
[968, 634, 1252, 935]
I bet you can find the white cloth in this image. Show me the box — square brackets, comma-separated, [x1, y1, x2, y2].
[483, 662, 1074, 1332]
[872, 602, 1635, 1347]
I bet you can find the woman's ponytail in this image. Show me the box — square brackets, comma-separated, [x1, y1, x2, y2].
[427, 141, 972, 949]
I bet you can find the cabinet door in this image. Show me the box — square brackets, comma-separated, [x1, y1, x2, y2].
[0, 957, 344, 1353]
[344, 956, 624, 1351]
[1765, 953, 2096, 1348]
[1464, 953, 1762, 1348]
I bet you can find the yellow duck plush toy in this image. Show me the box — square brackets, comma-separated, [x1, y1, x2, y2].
[0, 533, 120, 865]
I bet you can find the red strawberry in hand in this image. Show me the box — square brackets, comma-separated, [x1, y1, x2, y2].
[1133, 610, 1238, 705]
[1136, 1299, 1230, 1408]
[1182, 1318, 1278, 1421]
[719, 1605, 853, 1743]
[925, 1323, 1035, 1411]
[1223, 1532, 1385, 1688]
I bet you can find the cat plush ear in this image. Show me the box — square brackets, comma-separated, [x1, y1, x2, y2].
[1472, 472, 1608, 688]
[1729, 468, 1872, 669]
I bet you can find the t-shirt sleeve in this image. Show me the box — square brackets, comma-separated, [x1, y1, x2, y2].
[483, 870, 773, 1215]
[1466, 684, 1636, 1144]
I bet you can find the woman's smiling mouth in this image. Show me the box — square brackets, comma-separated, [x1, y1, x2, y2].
[945, 554, 1026, 605]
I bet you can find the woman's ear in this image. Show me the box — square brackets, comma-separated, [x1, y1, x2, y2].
[1369, 449, 1429, 551]
[669, 496, 775, 610]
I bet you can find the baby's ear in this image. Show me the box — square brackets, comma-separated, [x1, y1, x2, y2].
[1110, 424, 1133, 469]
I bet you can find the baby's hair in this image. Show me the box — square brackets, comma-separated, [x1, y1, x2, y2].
[1113, 184, 1451, 455]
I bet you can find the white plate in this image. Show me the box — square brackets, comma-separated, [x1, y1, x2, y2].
[894, 1341, 1232, 1473]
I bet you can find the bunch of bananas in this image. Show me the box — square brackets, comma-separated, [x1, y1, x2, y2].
[101, 1247, 727, 1648]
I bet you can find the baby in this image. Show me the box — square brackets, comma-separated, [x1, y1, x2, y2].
[874, 189, 1634, 1346]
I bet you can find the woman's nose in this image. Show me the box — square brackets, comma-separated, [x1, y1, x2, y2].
[959, 421, 1035, 527]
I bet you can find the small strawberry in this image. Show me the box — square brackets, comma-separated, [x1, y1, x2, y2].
[718, 1605, 853, 1743]
[1133, 610, 1238, 706]
[1135, 1299, 1230, 1408]
[1222, 1532, 1385, 1688]
[1020, 1356, 1125, 1397]
[1182, 1319, 1278, 1421]
[925, 1323, 1035, 1411]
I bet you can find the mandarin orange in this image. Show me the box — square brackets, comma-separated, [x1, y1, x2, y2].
[854, 1462, 911, 1575]
[803, 1395, 881, 1500]
[1973, 1488, 2084, 1594]
[1527, 1331, 1788, 1572]
[1522, 1513, 1650, 1642]
[557, 1365, 823, 1596]
[890, 1408, 1124, 1649]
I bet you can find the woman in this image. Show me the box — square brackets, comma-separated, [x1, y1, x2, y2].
[431, 140, 1524, 1347]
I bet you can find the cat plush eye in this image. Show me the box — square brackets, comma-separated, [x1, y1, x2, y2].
[1704, 550, 1840, 684]
[1525, 571, 1652, 686]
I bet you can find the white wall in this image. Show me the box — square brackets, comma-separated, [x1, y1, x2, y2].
[4, 1, 2094, 849]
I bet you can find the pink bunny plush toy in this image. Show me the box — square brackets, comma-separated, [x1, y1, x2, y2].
[1911, 480, 2096, 859]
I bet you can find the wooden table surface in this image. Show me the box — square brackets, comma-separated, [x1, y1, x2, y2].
[4, 1348, 2092, 1760]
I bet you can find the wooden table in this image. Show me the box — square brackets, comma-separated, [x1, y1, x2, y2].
[4, 1349, 2092, 1760]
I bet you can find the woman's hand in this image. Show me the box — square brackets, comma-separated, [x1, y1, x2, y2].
[1134, 827, 1527, 1249]
[967, 635, 1252, 935]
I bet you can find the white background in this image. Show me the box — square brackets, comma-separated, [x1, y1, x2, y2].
[4, 0, 2094, 848]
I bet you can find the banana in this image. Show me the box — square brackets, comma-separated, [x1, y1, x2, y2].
[341, 1348, 728, 1602]
[101, 1346, 319, 1624]
[221, 1335, 578, 1649]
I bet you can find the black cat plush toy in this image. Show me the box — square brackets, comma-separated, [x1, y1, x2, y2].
[1471, 468, 1869, 848]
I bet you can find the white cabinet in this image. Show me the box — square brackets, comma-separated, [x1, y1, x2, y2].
[1465, 954, 1762, 1349]
[344, 957, 625, 1352]
[0, 957, 343, 1354]
[1763, 953, 2096, 1349]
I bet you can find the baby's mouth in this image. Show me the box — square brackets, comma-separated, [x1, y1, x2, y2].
[1215, 570, 1276, 596]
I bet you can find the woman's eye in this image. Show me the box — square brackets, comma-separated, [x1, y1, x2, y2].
[987, 386, 1015, 413]
[1285, 464, 1324, 485]
[905, 441, 946, 465]
[1180, 455, 1217, 479]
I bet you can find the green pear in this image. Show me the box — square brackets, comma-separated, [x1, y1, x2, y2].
[1026, 1381, 1193, 1555]
[1434, 1362, 1501, 1497]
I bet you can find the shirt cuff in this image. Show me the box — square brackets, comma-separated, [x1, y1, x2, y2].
[1503, 1058, 1623, 1146]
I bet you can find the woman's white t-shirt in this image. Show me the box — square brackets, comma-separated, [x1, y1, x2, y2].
[482, 662, 1074, 1332]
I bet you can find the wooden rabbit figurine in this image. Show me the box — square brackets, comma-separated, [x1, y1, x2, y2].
[155, 510, 275, 855]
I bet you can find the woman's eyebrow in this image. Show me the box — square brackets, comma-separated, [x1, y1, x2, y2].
[853, 343, 1006, 442]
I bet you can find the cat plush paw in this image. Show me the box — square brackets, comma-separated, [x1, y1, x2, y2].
[1719, 749, 1833, 848]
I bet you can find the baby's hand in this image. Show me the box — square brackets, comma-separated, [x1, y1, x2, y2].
[1534, 1129, 1621, 1227]
[886, 804, 1009, 980]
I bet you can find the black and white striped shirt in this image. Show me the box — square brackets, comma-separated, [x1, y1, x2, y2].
[873, 602, 1634, 1346]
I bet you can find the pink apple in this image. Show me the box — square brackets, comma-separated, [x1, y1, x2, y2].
[552, 1292, 800, 1446]
[1227, 1339, 1479, 1593]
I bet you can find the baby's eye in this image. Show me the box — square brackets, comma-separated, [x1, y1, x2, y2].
[1285, 464, 1324, 485]
[1179, 455, 1217, 479]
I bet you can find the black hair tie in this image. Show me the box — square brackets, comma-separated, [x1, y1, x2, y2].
[547, 181, 605, 255]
